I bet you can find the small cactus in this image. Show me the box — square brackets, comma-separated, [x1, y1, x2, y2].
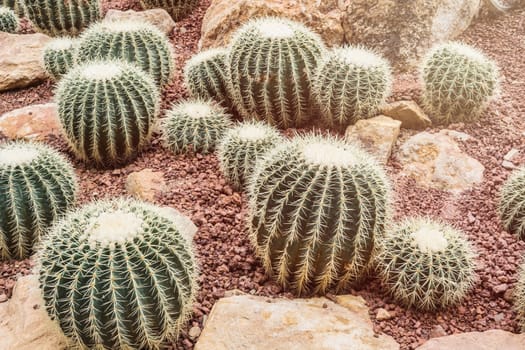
[515, 261, 525, 332]
[23, 0, 100, 36]
[0, 141, 77, 260]
[248, 134, 391, 295]
[229, 17, 325, 128]
[37, 198, 198, 349]
[313, 46, 392, 128]
[0, 6, 18, 33]
[498, 167, 525, 240]
[1, 0, 24, 16]
[161, 100, 233, 154]
[139, 0, 198, 21]
[43, 37, 77, 80]
[375, 217, 476, 311]
[421, 42, 499, 124]
[77, 20, 175, 86]
[56, 60, 160, 167]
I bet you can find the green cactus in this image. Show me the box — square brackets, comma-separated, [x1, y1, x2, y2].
[139, 0, 198, 21]
[217, 121, 283, 191]
[313, 46, 392, 128]
[248, 134, 391, 295]
[43, 37, 77, 80]
[0, 141, 77, 260]
[77, 20, 175, 86]
[161, 99, 233, 154]
[56, 60, 160, 167]
[23, 0, 100, 36]
[229, 17, 325, 128]
[421, 42, 499, 125]
[0, 6, 18, 33]
[1, 0, 24, 16]
[498, 167, 525, 241]
[37, 198, 198, 349]
[375, 217, 476, 311]
[515, 261, 525, 332]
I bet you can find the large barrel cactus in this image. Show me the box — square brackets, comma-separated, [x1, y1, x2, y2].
[229, 17, 325, 128]
[515, 262, 525, 332]
[1, 0, 23, 16]
[248, 134, 391, 295]
[421, 42, 499, 125]
[313, 46, 392, 128]
[43, 37, 77, 80]
[498, 167, 525, 241]
[77, 20, 175, 86]
[56, 60, 160, 167]
[37, 198, 198, 349]
[139, 0, 198, 20]
[375, 217, 476, 311]
[23, 0, 100, 36]
[0, 6, 18, 33]
[0, 141, 77, 260]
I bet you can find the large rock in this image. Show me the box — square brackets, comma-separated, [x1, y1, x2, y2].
[0, 103, 60, 140]
[0, 32, 51, 91]
[104, 9, 176, 35]
[0, 275, 67, 350]
[381, 101, 432, 130]
[195, 294, 399, 350]
[200, 0, 481, 71]
[416, 329, 525, 350]
[397, 130, 484, 192]
[125, 168, 167, 202]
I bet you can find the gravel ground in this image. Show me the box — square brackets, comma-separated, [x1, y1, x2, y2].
[1, 2, 525, 349]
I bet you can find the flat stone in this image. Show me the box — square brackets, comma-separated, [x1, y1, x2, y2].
[504, 148, 519, 162]
[416, 330, 525, 350]
[502, 160, 517, 170]
[125, 168, 167, 202]
[381, 101, 432, 130]
[195, 294, 399, 350]
[104, 9, 176, 35]
[0, 103, 60, 140]
[376, 308, 394, 321]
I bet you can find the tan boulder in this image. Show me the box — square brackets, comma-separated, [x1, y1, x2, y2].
[416, 329, 525, 350]
[125, 168, 167, 202]
[381, 101, 432, 130]
[0, 103, 60, 140]
[104, 9, 176, 35]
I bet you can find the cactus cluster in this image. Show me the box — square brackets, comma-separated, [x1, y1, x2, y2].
[56, 60, 160, 167]
[217, 121, 283, 191]
[77, 20, 175, 86]
[38, 198, 198, 349]
[498, 167, 525, 241]
[421, 42, 499, 125]
[248, 134, 391, 295]
[161, 100, 233, 154]
[375, 217, 476, 311]
[0, 141, 77, 260]
[313, 46, 392, 128]
[1, 0, 23, 16]
[515, 262, 525, 332]
[0, 6, 18, 33]
[139, 0, 198, 20]
[23, 0, 100, 36]
[43, 37, 77, 80]
[229, 17, 325, 128]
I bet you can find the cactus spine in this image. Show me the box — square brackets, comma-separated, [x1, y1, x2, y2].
[0, 6, 18, 33]
[498, 167, 525, 241]
[43, 37, 77, 80]
[38, 198, 198, 349]
[1, 0, 23, 16]
[56, 60, 160, 167]
[313, 46, 392, 128]
[229, 17, 325, 128]
[248, 134, 391, 295]
[139, 0, 198, 20]
[0, 141, 77, 260]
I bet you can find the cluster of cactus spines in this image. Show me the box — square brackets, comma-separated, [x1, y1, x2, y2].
[421, 42, 499, 125]
[217, 121, 284, 191]
[0, 6, 18, 33]
[313, 46, 393, 128]
[228, 17, 325, 128]
[37, 198, 198, 349]
[23, 0, 100, 36]
[498, 167, 525, 240]
[139, 0, 198, 20]
[162, 100, 233, 154]
[56, 60, 160, 167]
[43, 37, 77, 80]
[1, 0, 23, 16]
[248, 134, 391, 295]
[0, 141, 77, 260]
[515, 262, 525, 332]
[77, 20, 175, 86]
[375, 217, 476, 311]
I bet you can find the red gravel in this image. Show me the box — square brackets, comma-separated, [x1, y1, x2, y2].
[1, 2, 525, 350]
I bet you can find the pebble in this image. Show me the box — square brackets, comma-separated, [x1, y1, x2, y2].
[429, 325, 447, 338]
[502, 160, 517, 169]
[188, 326, 201, 340]
[492, 283, 509, 294]
[376, 308, 394, 321]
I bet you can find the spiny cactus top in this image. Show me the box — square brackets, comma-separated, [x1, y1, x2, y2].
[38, 198, 198, 349]
[229, 17, 325, 128]
[43, 37, 77, 80]
[0, 6, 18, 33]
[0, 141, 77, 260]
[23, 0, 100, 36]
[139, 0, 199, 21]
[77, 20, 175, 86]
[515, 262, 525, 332]
[421, 42, 499, 125]
[248, 134, 391, 295]
[313, 46, 392, 128]
[375, 217, 476, 311]
[499, 167, 525, 240]
[56, 60, 160, 167]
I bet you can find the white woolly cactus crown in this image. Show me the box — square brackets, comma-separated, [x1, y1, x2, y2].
[46, 37, 76, 50]
[0, 142, 40, 166]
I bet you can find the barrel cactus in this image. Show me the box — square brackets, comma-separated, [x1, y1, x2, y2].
[161, 100, 233, 154]
[515, 262, 525, 332]
[313, 46, 392, 128]
[229, 17, 325, 128]
[43, 37, 77, 80]
[0, 6, 18, 33]
[37, 198, 198, 349]
[421, 42, 499, 124]
[375, 217, 476, 311]
[56, 60, 160, 167]
[0, 141, 77, 260]
[218, 121, 283, 191]
[77, 20, 175, 86]
[23, 0, 100, 36]
[498, 167, 525, 240]
[139, 0, 198, 20]
[1, 0, 23, 16]
[248, 134, 391, 295]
